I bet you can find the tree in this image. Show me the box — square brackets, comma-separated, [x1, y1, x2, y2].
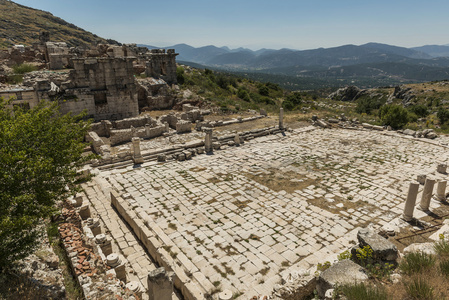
[0, 98, 93, 268]
[437, 107, 449, 125]
[282, 92, 302, 110]
[379, 104, 409, 129]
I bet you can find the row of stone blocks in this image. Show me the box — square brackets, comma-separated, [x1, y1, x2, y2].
[111, 190, 214, 300]
[70, 194, 147, 298]
[402, 164, 448, 221]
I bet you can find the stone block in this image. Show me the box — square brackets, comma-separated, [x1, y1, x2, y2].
[316, 259, 368, 298]
[357, 228, 398, 261]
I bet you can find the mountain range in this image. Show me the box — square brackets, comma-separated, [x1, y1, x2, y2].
[139, 42, 449, 88]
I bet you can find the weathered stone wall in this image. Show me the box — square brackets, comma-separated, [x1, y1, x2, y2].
[86, 131, 105, 154]
[114, 115, 157, 129]
[0, 88, 39, 109]
[109, 124, 167, 145]
[175, 120, 192, 133]
[145, 49, 178, 84]
[57, 58, 139, 121]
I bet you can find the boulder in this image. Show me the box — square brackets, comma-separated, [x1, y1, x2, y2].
[403, 243, 436, 256]
[403, 129, 416, 137]
[357, 228, 398, 261]
[316, 259, 368, 298]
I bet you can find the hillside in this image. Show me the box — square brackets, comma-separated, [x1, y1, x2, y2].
[0, 0, 119, 48]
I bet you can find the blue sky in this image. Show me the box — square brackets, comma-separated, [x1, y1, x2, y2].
[12, 0, 449, 50]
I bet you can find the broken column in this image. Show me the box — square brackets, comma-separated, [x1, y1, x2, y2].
[87, 218, 101, 236]
[419, 177, 436, 211]
[437, 163, 447, 174]
[234, 132, 241, 146]
[79, 204, 91, 220]
[132, 137, 144, 164]
[147, 267, 174, 300]
[279, 107, 284, 130]
[204, 127, 213, 153]
[106, 253, 126, 281]
[95, 234, 113, 256]
[436, 180, 447, 202]
[126, 281, 143, 299]
[402, 181, 419, 221]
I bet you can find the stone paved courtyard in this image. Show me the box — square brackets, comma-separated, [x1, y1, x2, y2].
[84, 126, 449, 298]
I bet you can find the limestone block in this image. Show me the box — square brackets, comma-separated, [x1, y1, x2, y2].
[316, 259, 368, 298]
[357, 228, 398, 261]
[157, 154, 166, 162]
[417, 174, 427, 185]
[403, 243, 436, 255]
[79, 204, 91, 220]
[437, 163, 447, 174]
[147, 268, 174, 300]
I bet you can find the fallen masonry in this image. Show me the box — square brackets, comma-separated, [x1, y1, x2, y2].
[70, 121, 449, 299]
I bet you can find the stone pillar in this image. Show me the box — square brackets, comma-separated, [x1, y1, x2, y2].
[402, 181, 419, 221]
[79, 204, 91, 220]
[95, 234, 112, 256]
[436, 180, 447, 202]
[417, 174, 427, 185]
[204, 127, 213, 153]
[132, 137, 144, 164]
[87, 218, 101, 236]
[164, 122, 169, 132]
[437, 163, 447, 174]
[234, 133, 241, 146]
[279, 107, 284, 130]
[126, 281, 143, 299]
[419, 178, 436, 211]
[147, 268, 174, 300]
[106, 253, 126, 281]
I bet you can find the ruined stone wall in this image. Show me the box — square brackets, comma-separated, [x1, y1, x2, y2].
[114, 115, 157, 130]
[57, 58, 139, 121]
[0, 88, 39, 109]
[145, 49, 178, 84]
[109, 124, 166, 145]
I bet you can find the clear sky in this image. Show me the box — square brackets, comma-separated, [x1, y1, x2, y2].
[11, 0, 449, 50]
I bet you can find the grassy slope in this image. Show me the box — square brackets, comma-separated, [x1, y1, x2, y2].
[0, 0, 114, 48]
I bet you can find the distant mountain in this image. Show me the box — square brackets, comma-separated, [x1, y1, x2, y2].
[411, 45, 449, 58]
[141, 42, 449, 88]
[0, 0, 119, 48]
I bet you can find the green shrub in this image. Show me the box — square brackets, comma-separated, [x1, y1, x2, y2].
[400, 252, 435, 275]
[176, 66, 185, 84]
[437, 108, 449, 125]
[237, 88, 250, 102]
[439, 259, 449, 276]
[379, 104, 410, 129]
[282, 92, 302, 110]
[408, 104, 429, 117]
[405, 277, 434, 300]
[434, 236, 449, 257]
[339, 283, 389, 300]
[12, 63, 37, 74]
[356, 97, 385, 114]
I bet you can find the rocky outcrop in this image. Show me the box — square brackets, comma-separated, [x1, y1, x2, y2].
[391, 85, 416, 106]
[327, 86, 366, 101]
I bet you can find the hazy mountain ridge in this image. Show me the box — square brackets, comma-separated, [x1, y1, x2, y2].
[140, 42, 449, 86]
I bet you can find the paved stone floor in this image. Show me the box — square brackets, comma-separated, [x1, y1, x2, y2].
[84, 126, 449, 298]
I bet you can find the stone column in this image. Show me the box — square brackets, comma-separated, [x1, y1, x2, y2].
[106, 253, 126, 281]
[402, 181, 419, 221]
[204, 127, 213, 153]
[147, 268, 174, 300]
[132, 137, 144, 164]
[279, 107, 284, 130]
[234, 132, 241, 146]
[419, 177, 436, 211]
[436, 180, 447, 202]
[219, 289, 233, 300]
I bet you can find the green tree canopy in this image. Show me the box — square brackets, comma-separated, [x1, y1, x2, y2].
[0, 99, 93, 268]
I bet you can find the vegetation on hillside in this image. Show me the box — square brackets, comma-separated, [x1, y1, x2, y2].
[0, 0, 119, 48]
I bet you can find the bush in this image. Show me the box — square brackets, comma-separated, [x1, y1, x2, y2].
[12, 63, 37, 74]
[379, 104, 410, 129]
[400, 252, 435, 275]
[176, 66, 185, 85]
[258, 85, 269, 96]
[339, 283, 389, 300]
[282, 92, 302, 110]
[237, 88, 250, 102]
[405, 277, 434, 300]
[409, 104, 429, 117]
[356, 97, 385, 114]
[437, 108, 449, 125]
